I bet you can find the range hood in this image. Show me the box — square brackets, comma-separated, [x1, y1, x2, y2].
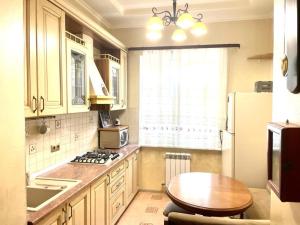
[88, 57, 114, 105]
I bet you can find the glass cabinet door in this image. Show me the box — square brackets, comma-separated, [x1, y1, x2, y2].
[111, 65, 120, 105]
[71, 50, 86, 105]
[66, 38, 89, 113]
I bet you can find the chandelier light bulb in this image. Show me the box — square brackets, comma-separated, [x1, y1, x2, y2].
[146, 30, 162, 41]
[191, 21, 207, 36]
[172, 28, 187, 42]
[147, 15, 164, 31]
[176, 12, 195, 29]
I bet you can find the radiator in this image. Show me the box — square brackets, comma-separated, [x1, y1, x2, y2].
[165, 152, 191, 185]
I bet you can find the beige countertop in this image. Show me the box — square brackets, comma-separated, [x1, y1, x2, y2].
[27, 144, 140, 225]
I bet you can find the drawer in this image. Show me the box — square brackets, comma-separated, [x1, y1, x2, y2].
[111, 189, 125, 223]
[110, 162, 125, 181]
[110, 174, 125, 196]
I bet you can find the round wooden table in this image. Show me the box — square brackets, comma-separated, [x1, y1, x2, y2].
[166, 172, 253, 217]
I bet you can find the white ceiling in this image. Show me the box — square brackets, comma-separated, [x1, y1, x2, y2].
[81, 0, 273, 29]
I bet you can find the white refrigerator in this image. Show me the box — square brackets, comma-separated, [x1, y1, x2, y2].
[222, 92, 272, 188]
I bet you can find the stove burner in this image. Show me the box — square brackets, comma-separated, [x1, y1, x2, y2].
[71, 150, 120, 164]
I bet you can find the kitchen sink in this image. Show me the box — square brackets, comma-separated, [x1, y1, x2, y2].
[27, 177, 81, 211]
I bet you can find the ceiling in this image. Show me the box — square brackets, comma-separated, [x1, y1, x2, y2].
[81, 0, 273, 29]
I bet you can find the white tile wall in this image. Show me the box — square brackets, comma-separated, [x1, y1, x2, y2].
[25, 112, 98, 174]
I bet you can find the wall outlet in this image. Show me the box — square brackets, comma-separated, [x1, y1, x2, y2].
[29, 144, 37, 155]
[51, 144, 60, 152]
[74, 133, 79, 141]
[55, 120, 61, 129]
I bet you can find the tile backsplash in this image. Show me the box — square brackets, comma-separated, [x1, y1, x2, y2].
[25, 112, 98, 175]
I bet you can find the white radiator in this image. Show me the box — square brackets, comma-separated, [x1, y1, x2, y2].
[165, 152, 191, 185]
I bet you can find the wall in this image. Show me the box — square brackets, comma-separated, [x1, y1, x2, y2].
[110, 19, 273, 190]
[270, 0, 300, 224]
[0, 0, 26, 224]
[25, 112, 98, 175]
[111, 19, 273, 93]
[138, 147, 221, 191]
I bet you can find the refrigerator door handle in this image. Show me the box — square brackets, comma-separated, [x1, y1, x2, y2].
[219, 130, 223, 148]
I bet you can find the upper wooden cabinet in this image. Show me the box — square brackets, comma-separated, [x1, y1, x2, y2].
[66, 34, 90, 113]
[95, 51, 127, 111]
[25, 0, 67, 117]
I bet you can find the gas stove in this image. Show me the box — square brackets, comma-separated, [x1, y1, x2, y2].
[70, 150, 121, 165]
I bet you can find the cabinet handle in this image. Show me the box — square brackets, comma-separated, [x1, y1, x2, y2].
[68, 203, 73, 220]
[116, 202, 121, 210]
[32, 96, 37, 113]
[281, 54, 288, 77]
[125, 160, 129, 169]
[40, 96, 45, 112]
[62, 207, 67, 225]
[107, 174, 110, 186]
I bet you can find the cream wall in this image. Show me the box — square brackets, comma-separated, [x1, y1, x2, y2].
[111, 19, 273, 93]
[270, 0, 300, 224]
[110, 19, 273, 191]
[0, 0, 26, 224]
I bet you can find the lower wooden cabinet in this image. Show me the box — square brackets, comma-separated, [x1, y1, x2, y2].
[35, 150, 139, 225]
[125, 151, 139, 205]
[91, 175, 110, 225]
[67, 188, 91, 225]
[36, 206, 65, 225]
[110, 188, 126, 225]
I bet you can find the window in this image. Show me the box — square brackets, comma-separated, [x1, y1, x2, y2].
[139, 48, 228, 150]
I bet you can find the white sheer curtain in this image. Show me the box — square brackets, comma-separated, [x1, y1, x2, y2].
[139, 48, 228, 150]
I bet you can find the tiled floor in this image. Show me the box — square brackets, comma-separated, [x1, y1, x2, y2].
[116, 191, 171, 225]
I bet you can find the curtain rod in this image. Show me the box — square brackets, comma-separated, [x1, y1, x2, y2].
[128, 44, 240, 51]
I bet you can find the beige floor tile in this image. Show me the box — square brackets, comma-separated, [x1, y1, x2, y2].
[116, 191, 171, 225]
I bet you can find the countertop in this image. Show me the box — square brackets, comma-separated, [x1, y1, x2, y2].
[27, 144, 140, 225]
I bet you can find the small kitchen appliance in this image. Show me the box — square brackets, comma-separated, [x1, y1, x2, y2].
[99, 125, 129, 149]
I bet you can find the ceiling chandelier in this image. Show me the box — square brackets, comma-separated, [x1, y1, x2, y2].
[146, 0, 207, 42]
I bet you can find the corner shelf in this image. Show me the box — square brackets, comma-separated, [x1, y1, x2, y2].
[247, 53, 273, 60]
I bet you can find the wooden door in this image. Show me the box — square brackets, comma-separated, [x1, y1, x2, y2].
[91, 176, 109, 225]
[36, 0, 66, 116]
[67, 189, 90, 225]
[36, 207, 65, 225]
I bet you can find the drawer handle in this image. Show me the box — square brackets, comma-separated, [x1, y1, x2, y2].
[68, 203, 73, 220]
[116, 202, 121, 210]
[32, 96, 37, 113]
[40, 96, 45, 112]
[62, 208, 67, 225]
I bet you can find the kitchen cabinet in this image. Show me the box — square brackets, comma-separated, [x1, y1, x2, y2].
[66, 34, 90, 113]
[91, 175, 110, 225]
[25, 0, 67, 117]
[125, 151, 139, 205]
[67, 188, 90, 225]
[95, 51, 127, 111]
[35, 206, 65, 225]
[109, 162, 126, 224]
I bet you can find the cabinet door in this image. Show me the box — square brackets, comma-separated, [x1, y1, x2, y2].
[24, 0, 38, 117]
[37, 0, 67, 116]
[36, 206, 65, 225]
[118, 50, 127, 110]
[67, 189, 90, 225]
[125, 155, 135, 204]
[66, 39, 89, 113]
[133, 152, 139, 195]
[91, 176, 109, 225]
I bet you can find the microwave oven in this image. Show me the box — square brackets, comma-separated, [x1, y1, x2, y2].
[99, 126, 128, 149]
